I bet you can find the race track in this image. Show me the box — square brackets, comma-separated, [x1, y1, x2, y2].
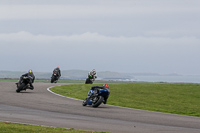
[0, 81, 200, 133]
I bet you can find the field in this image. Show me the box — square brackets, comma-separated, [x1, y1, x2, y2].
[1, 79, 199, 132]
[0, 122, 106, 133]
[0, 78, 149, 84]
[1, 79, 199, 116]
[51, 83, 200, 117]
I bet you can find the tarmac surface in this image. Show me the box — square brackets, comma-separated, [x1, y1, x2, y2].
[0, 81, 200, 133]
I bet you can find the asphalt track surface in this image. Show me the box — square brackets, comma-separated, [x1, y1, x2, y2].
[0, 81, 200, 133]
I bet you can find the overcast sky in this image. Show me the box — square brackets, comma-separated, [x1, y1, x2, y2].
[0, 0, 200, 75]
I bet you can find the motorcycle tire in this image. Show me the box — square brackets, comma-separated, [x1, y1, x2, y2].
[82, 98, 87, 106]
[85, 78, 93, 84]
[92, 96, 104, 108]
[16, 83, 26, 93]
[51, 76, 55, 83]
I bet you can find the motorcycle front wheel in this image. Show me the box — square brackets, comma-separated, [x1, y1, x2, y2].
[82, 98, 87, 106]
[85, 78, 93, 84]
[92, 96, 103, 108]
[16, 83, 26, 93]
[51, 76, 55, 83]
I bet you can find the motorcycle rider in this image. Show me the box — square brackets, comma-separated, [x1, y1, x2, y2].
[52, 66, 61, 80]
[17, 69, 35, 90]
[88, 84, 110, 104]
[88, 69, 97, 81]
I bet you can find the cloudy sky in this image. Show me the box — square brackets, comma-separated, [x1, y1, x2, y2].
[0, 0, 200, 75]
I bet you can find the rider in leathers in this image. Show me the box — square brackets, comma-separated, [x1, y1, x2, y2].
[88, 69, 97, 81]
[53, 66, 61, 80]
[88, 84, 110, 104]
[18, 69, 35, 90]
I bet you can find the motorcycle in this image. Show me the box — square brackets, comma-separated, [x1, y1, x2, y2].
[16, 76, 33, 93]
[51, 71, 59, 83]
[82, 87, 110, 107]
[85, 75, 96, 84]
[85, 78, 94, 84]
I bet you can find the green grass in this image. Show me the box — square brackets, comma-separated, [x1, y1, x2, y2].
[0, 78, 147, 84]
[34, 79, 147, 84]
[0, 122, 107, 133]
[51, 83, 200, 117]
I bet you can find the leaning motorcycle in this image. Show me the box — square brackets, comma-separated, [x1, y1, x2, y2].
[82, 88, 110, 107]
[16, 76, 33, 93]
[51, 71, 59, 83]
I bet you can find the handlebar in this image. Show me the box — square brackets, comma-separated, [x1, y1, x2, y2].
[23, 76, 33, 79]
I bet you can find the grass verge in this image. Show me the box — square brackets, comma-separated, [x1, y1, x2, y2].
[51, 83, 200, 117]
[0, 121, 107, 133]
[0, 78, 149, 84]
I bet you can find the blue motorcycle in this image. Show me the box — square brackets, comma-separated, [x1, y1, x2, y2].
[82, 87, 110, 107]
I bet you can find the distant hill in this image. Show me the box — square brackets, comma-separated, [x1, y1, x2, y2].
[0, 71, 52, 79]
[0, 70, 132, 80]
[0, 70, 183, 81]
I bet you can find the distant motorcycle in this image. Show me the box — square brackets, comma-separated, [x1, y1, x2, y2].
[51, 71, 59, 83]
[82, 87, 110, 107]
[85, 77, 94, 84]
[16, 76, 33, 93]
[85, 74, 96, 84]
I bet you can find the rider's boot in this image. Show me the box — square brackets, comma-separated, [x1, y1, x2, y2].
[29, 83, 34, 90]
[103, 99, 107, 104]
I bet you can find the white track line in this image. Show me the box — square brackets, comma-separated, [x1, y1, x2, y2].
[47, 85, 139, 110]
[47, 85, 193, 116]
[47, 86, 82, 101]
[47, 85, 200, 117]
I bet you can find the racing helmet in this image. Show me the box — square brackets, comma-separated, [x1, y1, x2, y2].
[92, 69, 96, 74]
[28, 69, 33, 73]
[103, 84, 109, 88]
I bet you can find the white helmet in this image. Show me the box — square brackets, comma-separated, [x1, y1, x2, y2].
[92, 69, 96, 75]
